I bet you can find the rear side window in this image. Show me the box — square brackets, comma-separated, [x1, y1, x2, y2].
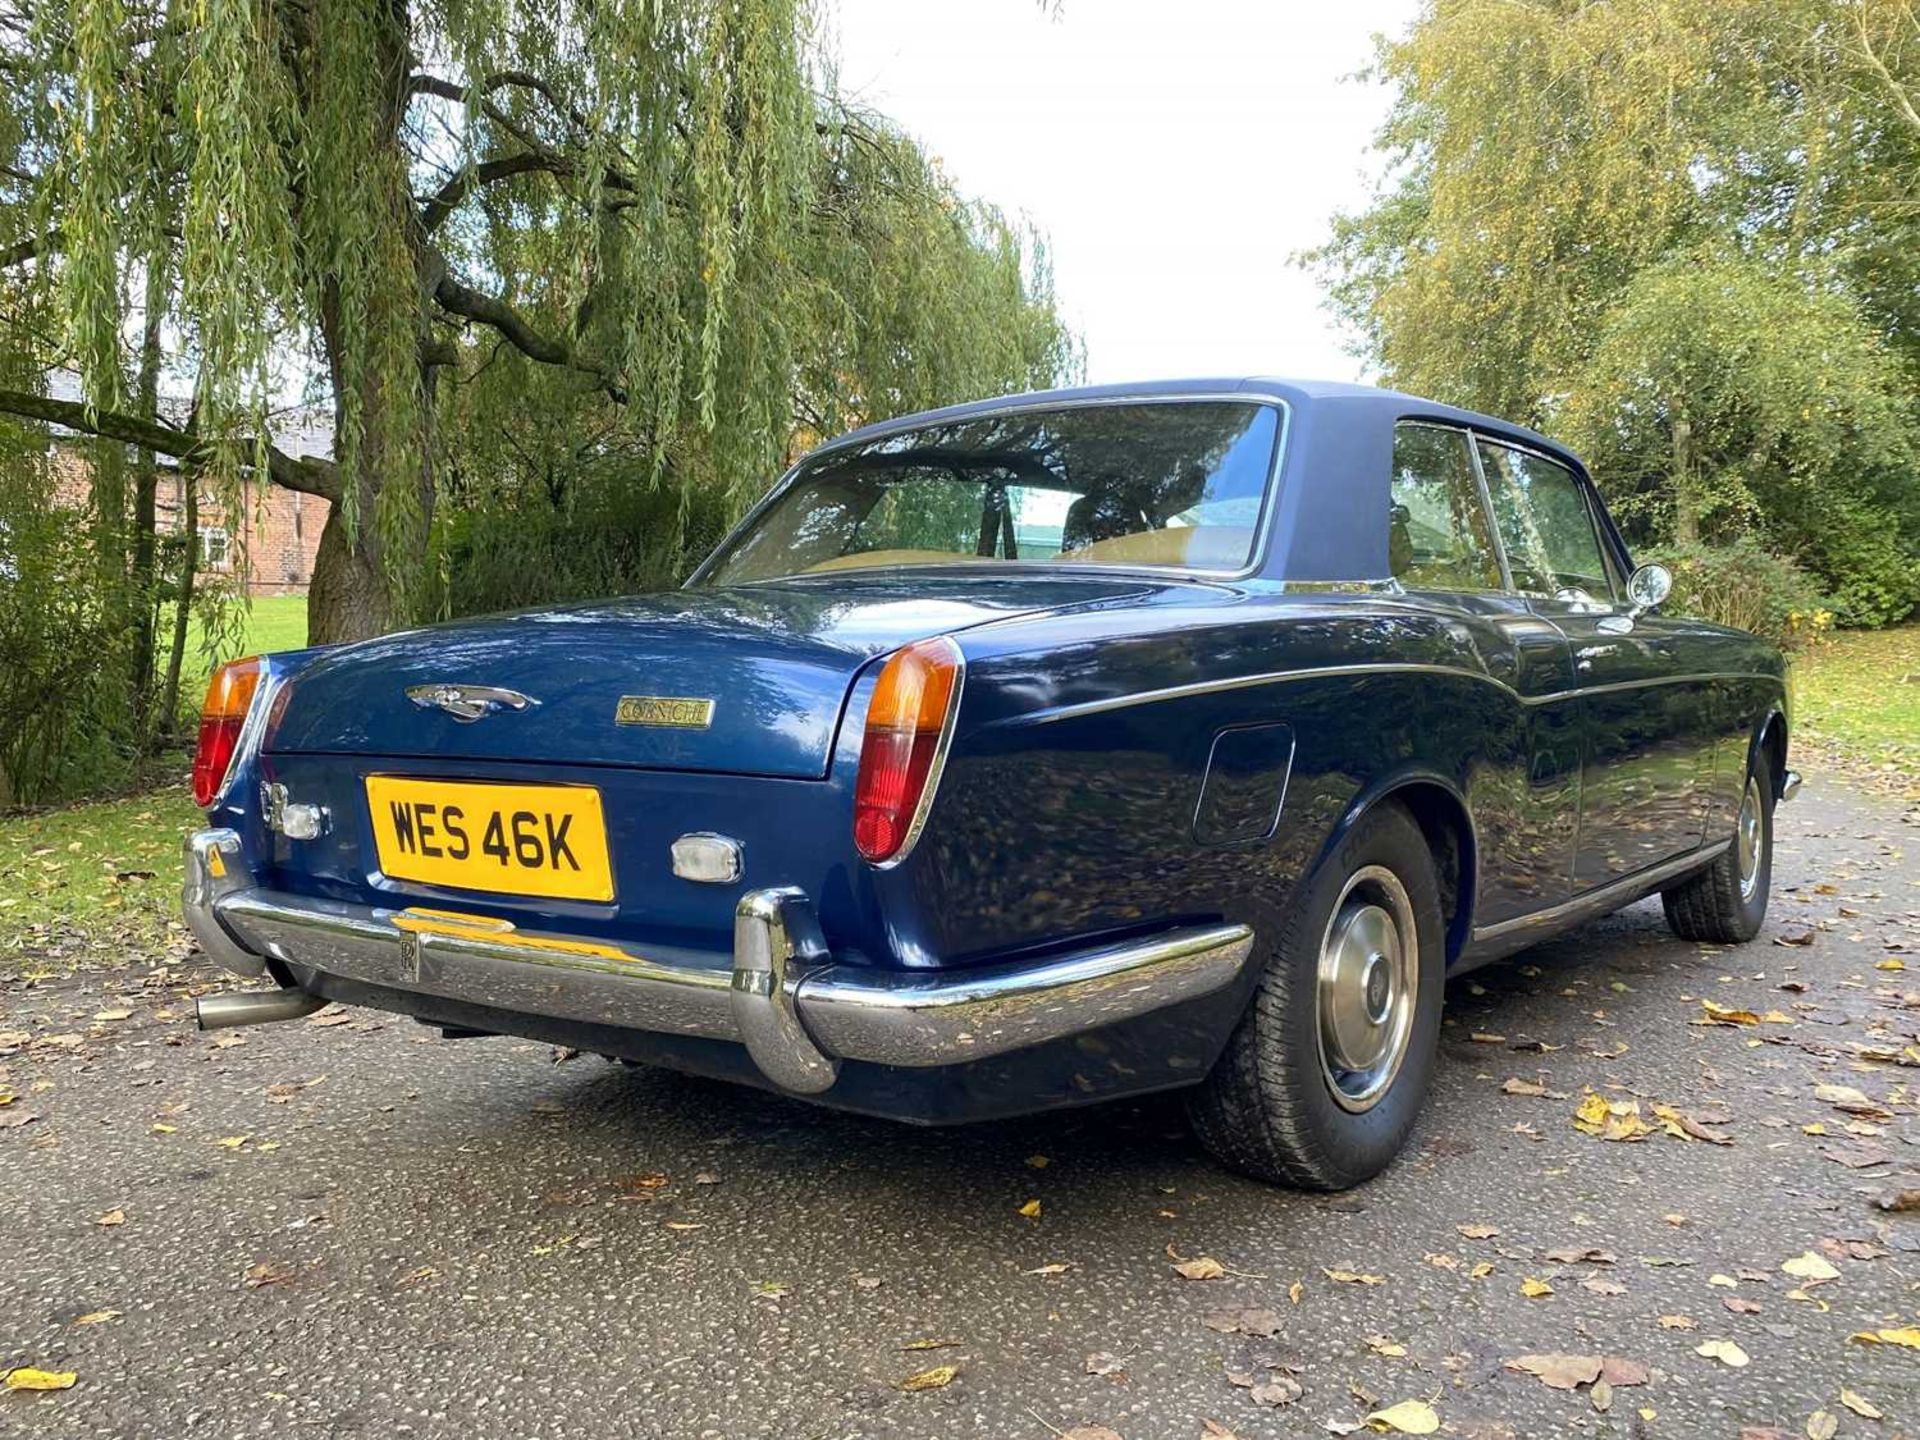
[1389, 424, 1502, 592]
[1476, 440, 1616, 600]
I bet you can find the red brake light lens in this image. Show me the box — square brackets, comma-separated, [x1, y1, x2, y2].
[852, 637, 962, 864]
[192, 656, 264, 807]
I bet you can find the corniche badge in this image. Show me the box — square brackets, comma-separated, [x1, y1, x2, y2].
[616, 695, 715, 729]
[406, 684, 539, 723]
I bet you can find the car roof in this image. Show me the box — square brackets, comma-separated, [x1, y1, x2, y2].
[823, 376, 1581, 474]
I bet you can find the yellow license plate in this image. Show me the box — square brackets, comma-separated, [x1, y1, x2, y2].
[364, 777, 614, 902]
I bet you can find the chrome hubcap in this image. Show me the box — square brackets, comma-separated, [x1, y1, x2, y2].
[1316, 865, 1418, 1114]
[1736, 777, 1763, 901]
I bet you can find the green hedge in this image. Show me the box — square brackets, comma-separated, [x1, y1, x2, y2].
[1645, 539, 1832, 649]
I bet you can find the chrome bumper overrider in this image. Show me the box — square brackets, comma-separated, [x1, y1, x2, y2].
[183, 829, 1253, 1095]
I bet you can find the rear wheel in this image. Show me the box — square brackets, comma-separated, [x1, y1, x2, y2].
[1662, 750, 1772, 944]
[1189, 801, 1445, 1190]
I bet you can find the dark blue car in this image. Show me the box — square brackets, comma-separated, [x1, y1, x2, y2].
[183, 378, 1797, 1188]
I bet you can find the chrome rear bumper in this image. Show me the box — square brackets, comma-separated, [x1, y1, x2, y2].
[183, 829, 1253, 1095]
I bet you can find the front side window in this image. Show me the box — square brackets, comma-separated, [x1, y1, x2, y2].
[700, 401, 1281, 584]
[1476, 441, 1615, 600]
[1389, 424, 1502, 592]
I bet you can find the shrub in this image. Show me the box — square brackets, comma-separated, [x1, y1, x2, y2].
[1792, 507, 1920, 630]
[1644, 539, 1832, 650]
[432, 468, 739, 619]
[0, 471, 138, 805]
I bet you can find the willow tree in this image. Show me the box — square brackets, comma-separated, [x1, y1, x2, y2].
[1311, 0, 1920, 621]
[0, 0, 1074, 646]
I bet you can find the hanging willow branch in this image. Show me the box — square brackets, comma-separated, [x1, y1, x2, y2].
[1, 0, 1076, 644]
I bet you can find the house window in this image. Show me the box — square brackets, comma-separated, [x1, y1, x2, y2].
[199, 526, 231, 571]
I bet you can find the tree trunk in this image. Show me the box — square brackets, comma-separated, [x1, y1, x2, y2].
[1670, 414, 1698, 545]
[130, 263, 166, 736]
[308, 505, 397, 644]
[159, 470, 198, 732]
[297, 0, 433, 649]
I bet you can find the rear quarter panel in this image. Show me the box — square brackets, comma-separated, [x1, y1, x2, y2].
[881, 589, 1565, 970]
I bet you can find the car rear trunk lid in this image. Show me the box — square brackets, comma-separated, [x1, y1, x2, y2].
[266, 575, 1152, 779]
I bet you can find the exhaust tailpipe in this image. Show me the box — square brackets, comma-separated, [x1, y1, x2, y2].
[196, 990, 329, 1031]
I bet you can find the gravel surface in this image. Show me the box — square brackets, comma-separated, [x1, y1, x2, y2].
[1, 774, 1916, 1439]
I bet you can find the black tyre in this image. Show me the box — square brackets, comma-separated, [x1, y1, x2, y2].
[1188, 801, 1445, 1190]
[1662, 747, 1773, 944]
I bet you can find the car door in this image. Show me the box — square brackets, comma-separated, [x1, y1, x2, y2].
[1389, 423, 1582, 921]
[1474, 437, 1717, 891]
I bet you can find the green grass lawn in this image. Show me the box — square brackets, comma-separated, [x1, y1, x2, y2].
[1791, 624, 1920, 784]
[0, 595, 309, 972]
[163, 593, 311, 700]
[0, 783, 202, 971]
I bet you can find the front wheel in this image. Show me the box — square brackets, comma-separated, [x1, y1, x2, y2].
[1662, 751, 1773, 944]
[1188, 801, 1445, 1190]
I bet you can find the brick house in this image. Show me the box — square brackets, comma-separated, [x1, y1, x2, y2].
[43, 375, 333, 597]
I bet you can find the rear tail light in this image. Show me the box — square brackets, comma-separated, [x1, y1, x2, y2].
[192, 656, 264, 807]
[852, 636, 963, 864]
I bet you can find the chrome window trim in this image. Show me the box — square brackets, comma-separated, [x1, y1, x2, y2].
[686, 392, 1294, 589]
[995, 661, 1786, 729]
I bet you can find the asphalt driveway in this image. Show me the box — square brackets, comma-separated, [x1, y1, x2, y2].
[2, 777, 1915, 1439]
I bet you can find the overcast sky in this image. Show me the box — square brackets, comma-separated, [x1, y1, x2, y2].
[829, 0, 1421, 388]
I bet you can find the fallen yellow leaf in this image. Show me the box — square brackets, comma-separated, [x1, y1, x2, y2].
[1781, 1251, 1840, 1283]
[1849, 1327, 1920, 1349]
[95, 1208, 125, 1227]
[1173, 1256, 1225, 1280]
[1017, 1198, 1042, 1218]
[4, 1368, 78, 1391]
[72, 1310, 120, 1326]
[1323, 1267, 1387, 1285]
[150, 1123, 177, 1134]
[1694, 1339, 1749, 1367]
[1840, 1389, 1883, 1420]
[1365, 1399, 1440, 1434]
[215, 1136, 249, 1150]
[1876, 958, 1905, 972]
[1520, 1277, 1554, 1298]
[1572, 1092, 1653, 1141]
[898, 1364, 959, 1392]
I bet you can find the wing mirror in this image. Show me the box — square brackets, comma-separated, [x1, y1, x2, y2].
[1625, 562, 1673, 619]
